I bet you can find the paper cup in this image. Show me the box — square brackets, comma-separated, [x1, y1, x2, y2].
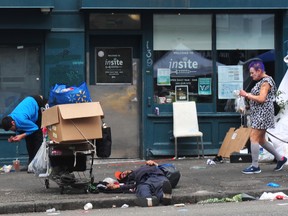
[13, 160, 20, 172]
[84, 203, 93, 210]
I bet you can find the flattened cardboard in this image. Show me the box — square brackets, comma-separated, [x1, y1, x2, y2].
[42, 102, 104, 143]
[218, 126, 251, 158]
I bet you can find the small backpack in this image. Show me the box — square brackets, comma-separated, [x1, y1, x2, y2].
[158, 163, 181, 188]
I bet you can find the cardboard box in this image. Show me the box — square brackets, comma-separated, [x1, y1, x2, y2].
[42, 102, 104, 143]
[218, 126, 251, 158]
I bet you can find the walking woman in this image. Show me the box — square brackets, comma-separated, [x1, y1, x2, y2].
[239, 60, 287, 174]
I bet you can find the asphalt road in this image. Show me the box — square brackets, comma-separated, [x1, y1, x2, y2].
[6, 199, 288, 216]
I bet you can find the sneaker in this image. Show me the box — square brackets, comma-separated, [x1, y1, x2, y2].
[242, 166, 261, 174]
[162, 181, 172, 205]
[274, 157, 287, 171]
[134, 196, 159, 207]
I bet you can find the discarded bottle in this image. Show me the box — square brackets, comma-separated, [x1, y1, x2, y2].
[259, 147, 264, 155]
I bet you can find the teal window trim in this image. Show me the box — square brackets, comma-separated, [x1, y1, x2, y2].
[80, 0, 288, 10]
[147, 112, 240, 118]
[0, 0, 54, 9]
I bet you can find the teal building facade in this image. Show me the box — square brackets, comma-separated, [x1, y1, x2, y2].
[1, 0, 288, 164]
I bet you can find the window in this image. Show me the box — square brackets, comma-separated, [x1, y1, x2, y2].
[153, 14, 212, 104]
[216, 14, 275, 112]
[89, 14, 141, 30]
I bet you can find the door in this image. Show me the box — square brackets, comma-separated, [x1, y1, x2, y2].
[88, 35, 141, 158]
[0, 45, 42, 164]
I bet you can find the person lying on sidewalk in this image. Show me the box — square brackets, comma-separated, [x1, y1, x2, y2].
[107, 160, 173, 207]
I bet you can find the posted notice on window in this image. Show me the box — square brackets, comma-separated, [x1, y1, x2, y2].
[198, 77, 212, 95]
[157, 68, 171, 86]
[218, 65, 243, 99]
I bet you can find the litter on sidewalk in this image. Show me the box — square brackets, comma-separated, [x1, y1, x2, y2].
[259, 192, 288, 200]
[197, 193, 256, 204]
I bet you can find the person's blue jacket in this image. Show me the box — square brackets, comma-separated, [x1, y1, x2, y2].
[9, 96, 39, 135]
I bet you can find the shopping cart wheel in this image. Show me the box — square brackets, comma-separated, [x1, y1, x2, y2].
[84, 186, 88, 194]
[45, 179, 50, 189]
[90, 175, 94, 184]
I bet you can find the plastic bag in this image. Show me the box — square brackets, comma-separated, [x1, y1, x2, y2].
[235, 96, 246, 114]
[28, 140, 49, 175]
[48, 82, 92, 107]
[96, 122, 112, 158]
[258, 145, 274, 163]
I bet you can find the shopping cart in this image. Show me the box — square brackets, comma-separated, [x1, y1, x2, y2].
[40, 140, 95, 194]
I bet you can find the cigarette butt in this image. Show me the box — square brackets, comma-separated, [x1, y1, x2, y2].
[174, 203, 185, 207]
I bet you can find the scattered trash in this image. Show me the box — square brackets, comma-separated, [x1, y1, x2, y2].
[88, 183, 99, 194]
[84, 203, 93, 210]
[267, 182, 280, 188]
[46, 208, 56, 213]
[103, 177, 117, 184]
[121, 204, 129, 208]
[197, 194, 242, 204]
[240, 193, 256, 201]
[174, 203, 185, 207]
[0, 165, 12, 173]
[276, 195, 284, 200]
[190, 166, 206, 169]
[12, 159, 20, 172]
[45, 208, 61, 215]
[259, 192, 288, 200]
[206, 159, 216, 165]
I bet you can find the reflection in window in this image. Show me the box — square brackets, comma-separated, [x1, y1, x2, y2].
[89, 14, 141, 30]
[216, 14, 274, 112]
[153, 15, 212, 104]
[0, 46, 41, 123]
[153, 50, 213, 103]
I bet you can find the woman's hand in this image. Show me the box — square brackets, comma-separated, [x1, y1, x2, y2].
[239, 90, 248, 98]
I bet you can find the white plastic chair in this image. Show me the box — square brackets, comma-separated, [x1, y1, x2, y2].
[173, 101, 204, 158]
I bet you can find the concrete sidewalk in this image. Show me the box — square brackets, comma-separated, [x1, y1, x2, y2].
[1, 158, 288, 214]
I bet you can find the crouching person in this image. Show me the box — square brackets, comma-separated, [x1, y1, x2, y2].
[107, 160, 173, 207]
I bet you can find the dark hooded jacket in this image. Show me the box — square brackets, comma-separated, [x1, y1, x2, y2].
[120, 165, 166, 191]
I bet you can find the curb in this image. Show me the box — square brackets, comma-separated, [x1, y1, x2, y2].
[1, 188, 287, 214]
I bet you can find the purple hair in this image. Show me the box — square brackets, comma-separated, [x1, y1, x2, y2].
[248, 60, 265, 71]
